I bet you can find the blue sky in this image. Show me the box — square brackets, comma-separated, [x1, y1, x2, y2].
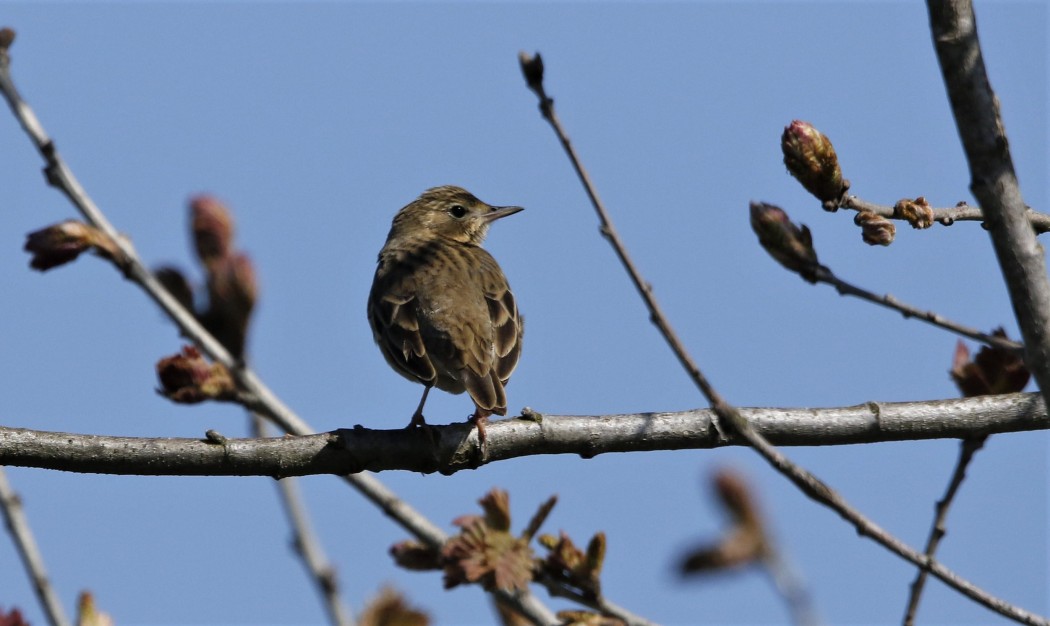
[1, 2, 1047, 625]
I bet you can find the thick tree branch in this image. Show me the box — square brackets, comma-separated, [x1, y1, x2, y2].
[927, 2, 1050, 407]
[1, 393, 1043, 477]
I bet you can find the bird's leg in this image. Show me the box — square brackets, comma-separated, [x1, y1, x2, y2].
[409, 386, 431, 427]
[470, 410, 490, 444]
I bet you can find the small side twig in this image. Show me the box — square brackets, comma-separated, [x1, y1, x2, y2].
[0, 467, 71, 626]
[250, 415, 355, 626]
[902, 435, 987, 626]
[813, 266, 1023, 354]
[840, 196, 1050, 233]
[518, 51, 728, 434]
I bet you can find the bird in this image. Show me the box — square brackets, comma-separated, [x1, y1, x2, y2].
[367, 185, 524, 440]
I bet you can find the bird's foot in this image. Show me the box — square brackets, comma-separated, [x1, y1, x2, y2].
[470, 413, 489, 445]
[407, 411, 427, 428]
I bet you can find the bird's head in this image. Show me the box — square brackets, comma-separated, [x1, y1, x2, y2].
[389, 185, 523, 246]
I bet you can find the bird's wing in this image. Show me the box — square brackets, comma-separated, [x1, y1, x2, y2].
[477, 249, 523, 385]
[368, 284, 438, 386]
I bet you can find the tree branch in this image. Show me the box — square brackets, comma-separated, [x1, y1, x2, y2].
[839, 195, 1050, 233]
[814, 266, 1022, 353]
[927, 1, 1050, 408]
[0, 393, 1044, 477]
[0, 467, 71, 626]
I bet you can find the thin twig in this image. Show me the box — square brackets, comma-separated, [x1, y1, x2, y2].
[812, 266, 1023, 353]
[521, 52, 1048, 626]
[902, 435, 987, 626]
[840, 195, 1050, 233]
[251, 416, 355, 626]
[0, 467, 72, 626]
[1, 393, 1047, 476]
[519, 53, 729, 432]
[926, 1, 1050, 413]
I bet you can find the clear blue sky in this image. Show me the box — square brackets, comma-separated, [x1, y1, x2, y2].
[2, 2, 1047, 625]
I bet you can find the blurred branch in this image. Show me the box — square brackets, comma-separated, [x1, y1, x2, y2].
[0, 29, 562, 626]
[1, 393, 1045, 475]
[926, 1, 1050, 409]
[251, 415, 355, 626]
[761, 551, 819, 626]
[0, 467, 72, 626]
[902, 436, 987, 626]
[520, 51, 1048, 626]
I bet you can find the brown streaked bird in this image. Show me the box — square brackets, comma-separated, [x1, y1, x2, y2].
[367, 185, 524, 439]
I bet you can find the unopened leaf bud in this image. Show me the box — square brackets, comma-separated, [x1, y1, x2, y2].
[480, 488, 512, 532]
[155, 346, 236, 403]
[950, 330, 1029, 397]
[854, 211, 896, 246]
[713, 469, 760, 529]
[190, 195, 234, 267]
[0, 27, 15, 52]
[894, 196, 935, 229]
[154, 266, 195, 314]
[24, 220, 124, 271]
[389, 541, 442, 571]
[782, 120, 849, 210]
[749, 202, 821, 283]
[518, 51, 545, 94]
[24, 221, 94, 270]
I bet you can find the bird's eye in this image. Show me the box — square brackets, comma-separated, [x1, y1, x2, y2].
[449, 204, 468, 219]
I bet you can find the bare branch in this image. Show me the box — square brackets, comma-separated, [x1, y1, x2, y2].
[814, 267, 1023, 353]
[0, 467, 71, 626]
[1, 393, 1045, 476]
[927, 1, 1050, 409]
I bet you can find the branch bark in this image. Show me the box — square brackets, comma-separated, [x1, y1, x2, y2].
[927, 1, 1050, 407]
[0, 393, 1044, 477]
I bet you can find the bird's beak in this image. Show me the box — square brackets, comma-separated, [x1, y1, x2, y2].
[482, 205, 524, 222]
